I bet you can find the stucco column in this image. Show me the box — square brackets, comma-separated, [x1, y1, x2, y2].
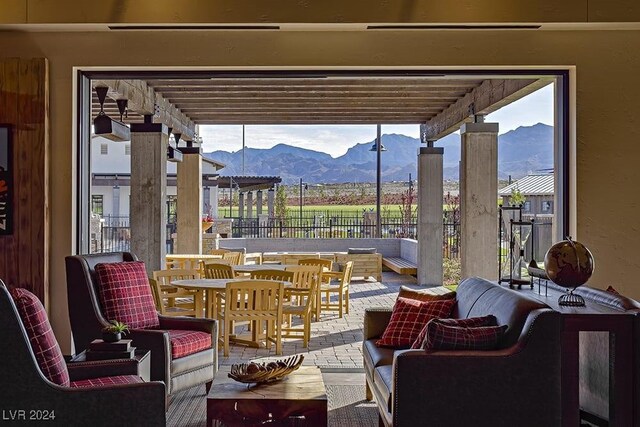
[130, 123, 168, 274]
[238, 192, 245, 219]
[111, 185, 120, 223]
[246, 191, 253, 219]
[210, 185, 219, 218]
[460, 122, 499, 280]
[417, 146, 444, 286]
[176, 150, 202, 254]
[267, 189, 275, 217]
[256, 190, 263, 216]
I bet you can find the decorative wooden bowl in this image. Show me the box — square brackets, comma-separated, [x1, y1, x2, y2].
[228, 355, 304, 384]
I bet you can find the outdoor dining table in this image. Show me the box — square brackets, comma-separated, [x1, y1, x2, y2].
[233, 264, 296, 273]
[165, 254, 223, 270]
[170, 278, 292, 349]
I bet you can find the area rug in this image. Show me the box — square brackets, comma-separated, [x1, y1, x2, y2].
[167, 382, 378, 427]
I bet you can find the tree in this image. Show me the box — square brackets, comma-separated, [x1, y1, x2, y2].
[274, 185, 288, 222]
[510, 187, 526, 206]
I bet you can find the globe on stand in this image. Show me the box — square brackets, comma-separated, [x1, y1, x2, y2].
[543, 237, 595, 307]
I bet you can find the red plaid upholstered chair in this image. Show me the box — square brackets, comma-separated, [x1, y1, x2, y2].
[0, 281, 165, 426]
[65, 252, 217, 396]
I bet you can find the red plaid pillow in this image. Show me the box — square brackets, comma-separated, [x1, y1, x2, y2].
[411, 315, 497, 349]
[422, 318, 508, 351]
[376, 297, 455, 348]
[10, 288, 70, 386]
[95, 261, 159, 329]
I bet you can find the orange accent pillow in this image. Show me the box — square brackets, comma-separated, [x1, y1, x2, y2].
[397, 285, 456, 302]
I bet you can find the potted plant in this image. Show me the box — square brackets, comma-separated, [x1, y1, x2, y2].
[202, 211, 215, 233]
[102, 320, 129, 343]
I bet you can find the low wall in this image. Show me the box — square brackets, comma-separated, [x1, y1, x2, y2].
[400, 239, 418, 264]
[217, 238, 401, 257]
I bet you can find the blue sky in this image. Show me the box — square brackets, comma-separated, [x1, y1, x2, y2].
[199, 83, 553, 158]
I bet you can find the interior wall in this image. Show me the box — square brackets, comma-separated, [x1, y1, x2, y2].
[0, 58, 49, 305]
[0, 29, 639, 353]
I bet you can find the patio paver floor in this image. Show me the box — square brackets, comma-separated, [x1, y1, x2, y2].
[218, 271, 417, 369]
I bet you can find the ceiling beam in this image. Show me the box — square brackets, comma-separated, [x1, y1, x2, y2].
[93, 79, 196, 140]
[422, 78, 553, 141]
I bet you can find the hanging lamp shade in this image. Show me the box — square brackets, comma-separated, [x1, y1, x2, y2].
[369, 142, 387, 152]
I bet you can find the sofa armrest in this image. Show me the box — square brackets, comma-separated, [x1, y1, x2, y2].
[364, 307, 393, 340]
[127, 328, 171, 385]
[390, 310, 561, 427]
[67, 359, 140, 381]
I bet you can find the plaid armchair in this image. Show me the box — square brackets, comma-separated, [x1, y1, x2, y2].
[65, 252, 218, 395]
[0, 281, 166, 426]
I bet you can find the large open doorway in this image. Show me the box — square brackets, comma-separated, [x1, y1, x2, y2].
[75, 68, 570, 283]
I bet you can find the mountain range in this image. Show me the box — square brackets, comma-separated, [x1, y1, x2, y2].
[203, 123, 553, 184]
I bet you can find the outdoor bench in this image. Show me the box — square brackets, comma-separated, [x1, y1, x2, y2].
[382, 257, 417, 276]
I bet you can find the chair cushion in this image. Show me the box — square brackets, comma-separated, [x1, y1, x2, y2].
[94, 261, 160, 329]
[398, 285, 456, 302]
[376, 297, 455, 348]
[422, 318, 508, 351]
[411, 315, 497, 349]
[70, 375, 143, 388]
[167, 329, 212, 359]
[347, 248, 377, 254]
[10, 288, 70, 387]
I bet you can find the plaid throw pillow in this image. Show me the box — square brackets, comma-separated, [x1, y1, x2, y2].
[10, 288, 70, 386]
[95, 261, 159, 329]
[376, 297, 455, 348]
[411, 315, 497, 349]
[397, 286, 456, 303]
[422, 318, 507, 351]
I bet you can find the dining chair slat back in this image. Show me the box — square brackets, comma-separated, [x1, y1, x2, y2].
[222, 280, 284, 356]
[222, 251, 243, 266]
[202, 262, 235, 279]
[250, 269, 295, 282]
[151, 269, 201, 317]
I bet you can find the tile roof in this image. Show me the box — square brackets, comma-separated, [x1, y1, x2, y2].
[498, 173, 554, 196]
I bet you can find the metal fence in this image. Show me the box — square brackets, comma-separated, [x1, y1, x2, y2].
[91, 213, 461, 259]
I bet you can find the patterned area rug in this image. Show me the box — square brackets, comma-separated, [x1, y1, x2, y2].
[168, 382, 378, 426]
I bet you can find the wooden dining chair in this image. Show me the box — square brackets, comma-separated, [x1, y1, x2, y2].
[221, 280, 284, 357]
[282, 265, 320, 347]
[298, 258, 332, 320]
[152, 269, 201, 317]
[148, 278, 197, 317]
[250, 269, 295, 282]
[222, 251, 243, 266]
[202, 262, 235, 279]
[207, 248, 230, 256]
[320, 261, 353, 318]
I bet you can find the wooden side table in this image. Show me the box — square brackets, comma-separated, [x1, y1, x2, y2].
[207, 366, 327, 426]
[71, 349, 151, 382]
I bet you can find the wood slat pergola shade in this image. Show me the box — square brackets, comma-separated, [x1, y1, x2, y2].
[91, 74, 550, 128]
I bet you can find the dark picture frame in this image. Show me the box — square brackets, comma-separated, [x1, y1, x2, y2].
[0, 124, 13, 235]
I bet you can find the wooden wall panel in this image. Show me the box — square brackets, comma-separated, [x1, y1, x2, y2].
[0, 58, 49, 306]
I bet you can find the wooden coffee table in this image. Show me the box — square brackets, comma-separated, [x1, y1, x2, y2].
[206, 365, 327, 426]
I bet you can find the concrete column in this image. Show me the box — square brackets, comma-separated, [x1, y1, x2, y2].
[267, 189, 275, 217]
[417, 146, 444, 286]
[256, 190, 263, 216]
[238, 192, 245, 219]
[246, 191, 254, 219]
[460, 122, 499, 280]
[176, 151, 202, 254]
[130, 123, 168, 274]
[210, 185, 219, 219]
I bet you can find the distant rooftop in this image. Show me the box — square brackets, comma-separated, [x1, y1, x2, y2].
[499, 173, 554, 196]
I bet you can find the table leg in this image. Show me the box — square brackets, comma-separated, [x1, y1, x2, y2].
[194, 290, 204, 318]
[610, 325, 633, 426]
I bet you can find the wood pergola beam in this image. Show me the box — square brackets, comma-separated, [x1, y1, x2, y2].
[422, 78, 553, 141]
[93, 79, 196, 140]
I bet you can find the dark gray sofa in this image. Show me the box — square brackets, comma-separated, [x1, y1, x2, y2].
[363, 276, 562, 427]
